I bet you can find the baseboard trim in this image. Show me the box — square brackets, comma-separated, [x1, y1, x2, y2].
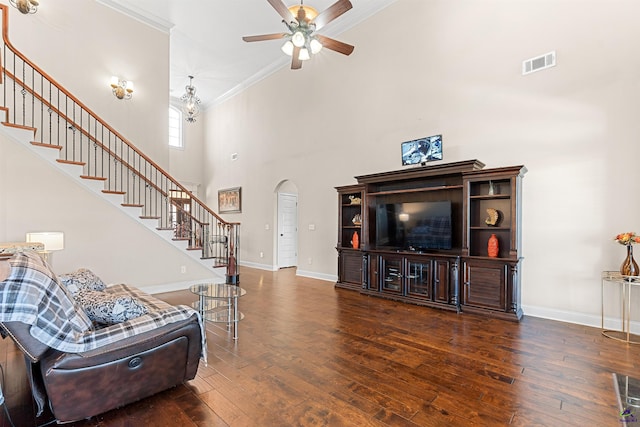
[522, 304, 600, 326]
[522, 304, 640, 334]
[239, 260, 277, 271]
[296, 269, 336, 282]
[144, 277, 222, 295]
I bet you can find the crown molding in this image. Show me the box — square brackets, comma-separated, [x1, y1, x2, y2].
[96, 0, 174, 33]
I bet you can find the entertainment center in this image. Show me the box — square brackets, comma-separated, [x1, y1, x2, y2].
[336, 159, 527, 321]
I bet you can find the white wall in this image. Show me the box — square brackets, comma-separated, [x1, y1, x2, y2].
[4, 0, 170, 167]
[204, 0, 640, 325]
[0, 132, 217, 290]
[0, 0, 217, 290]
[168, 103, 205, 198]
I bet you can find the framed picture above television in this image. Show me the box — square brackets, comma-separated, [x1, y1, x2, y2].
[401, 134, 443, 166]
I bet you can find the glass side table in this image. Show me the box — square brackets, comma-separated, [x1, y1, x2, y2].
[601, 271, 640, 344]
[190, 283, 246, 340]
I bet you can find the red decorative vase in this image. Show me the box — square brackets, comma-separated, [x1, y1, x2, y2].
[621, 244, 639, 276]
[488, 234, 499, 258]
[352, 231, 359, 249]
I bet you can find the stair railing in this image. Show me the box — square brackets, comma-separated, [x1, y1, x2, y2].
[0, 4, 239, 280]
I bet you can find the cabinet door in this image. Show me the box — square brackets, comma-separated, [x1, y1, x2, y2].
[433, 259, 451, 303]
[381, 256, 403, 293]
[462, 261, 507, 311]
[366, 254, 380, 291]
[339, 251, 362, 285]
[406, 259, 431, 299]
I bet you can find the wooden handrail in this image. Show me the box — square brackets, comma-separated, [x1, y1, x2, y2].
[0, 4, 232, 225]
[3, 68, 169, 198]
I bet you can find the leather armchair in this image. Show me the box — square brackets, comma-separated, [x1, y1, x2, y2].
[0, 251, 204, 423]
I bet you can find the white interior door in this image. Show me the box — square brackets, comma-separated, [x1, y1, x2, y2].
[277, 192, 298, 268]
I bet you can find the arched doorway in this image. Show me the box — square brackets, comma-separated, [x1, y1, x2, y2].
[274, 180, 298, 269]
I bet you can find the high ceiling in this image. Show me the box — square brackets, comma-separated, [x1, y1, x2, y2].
[97, 0, 397, 109]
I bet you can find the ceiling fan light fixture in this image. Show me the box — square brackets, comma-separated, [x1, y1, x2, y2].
[299, 48, 311, 61]
[310, 38, 322, 54]
[291, 31, 306, 48]
[281, 40, 294, 56]
[287, 4, 318, 21]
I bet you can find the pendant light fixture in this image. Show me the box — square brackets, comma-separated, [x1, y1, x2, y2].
[180, 75, 201, 123]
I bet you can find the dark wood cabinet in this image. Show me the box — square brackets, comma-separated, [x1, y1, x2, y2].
[336, 185, 364, 290]
[363, 252, 459, 311]
[337, 249, 363, 289]
[336, 160, 525, 320]
[462, 258, 522, 320]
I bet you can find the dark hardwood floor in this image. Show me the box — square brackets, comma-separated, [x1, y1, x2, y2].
[0, 266, 633, 426]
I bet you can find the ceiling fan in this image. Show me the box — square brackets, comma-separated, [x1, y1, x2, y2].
[243, 0, 355, 70]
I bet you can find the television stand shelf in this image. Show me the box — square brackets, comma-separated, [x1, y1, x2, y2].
[336, 159, 526, 321]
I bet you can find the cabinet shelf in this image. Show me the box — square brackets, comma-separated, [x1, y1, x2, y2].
[470, 226, 510, 231]
[469, 194, 510, 200]
[367, 185, 463, 196]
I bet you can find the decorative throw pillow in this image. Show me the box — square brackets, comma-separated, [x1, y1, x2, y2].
[74, 288, 148, 325]
[58, 268, 106, 296]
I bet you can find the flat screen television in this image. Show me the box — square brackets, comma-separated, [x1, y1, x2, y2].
[401, 134, 443, 166]
[375, 200, 452, 251]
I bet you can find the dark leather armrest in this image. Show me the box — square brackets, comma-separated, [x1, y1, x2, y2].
[0, 321, 51, 362]
[43, 313, 201, 372]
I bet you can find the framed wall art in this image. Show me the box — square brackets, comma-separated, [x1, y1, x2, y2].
[218, 187, 242, 213]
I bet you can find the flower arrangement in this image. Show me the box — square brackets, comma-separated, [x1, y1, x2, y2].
[615, 232, 640, 246]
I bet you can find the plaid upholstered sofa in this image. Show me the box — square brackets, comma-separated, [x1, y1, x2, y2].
[0, 250, 204, 423]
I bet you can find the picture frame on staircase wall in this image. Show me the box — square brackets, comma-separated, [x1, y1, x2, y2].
[218, 187, 242, 213]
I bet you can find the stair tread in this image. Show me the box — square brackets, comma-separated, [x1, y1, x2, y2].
[80, 175, 107, 181]
[30, 141, 63, 150]
[187, 246, 202, 251]
[3, 122, 36, 133]
[57, 159, 86, 166]
[122, 203, 143, 207]
[140, 216, 160, 219]
[102, 190, 126, 195]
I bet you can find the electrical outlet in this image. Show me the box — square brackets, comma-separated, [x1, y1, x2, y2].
[308, 257, 313, 265]
[260, 252, 264, 258]
[180, 265, 186, 274]
[264, 224, 270, 230]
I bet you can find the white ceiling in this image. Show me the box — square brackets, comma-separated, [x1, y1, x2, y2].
[97, 0, 397, 109]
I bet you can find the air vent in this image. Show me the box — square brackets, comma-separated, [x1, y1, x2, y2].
[522, 51, 556, 75]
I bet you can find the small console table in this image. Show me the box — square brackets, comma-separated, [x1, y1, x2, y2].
[190, 283, 246, 340]
[601, 271, 640, 344]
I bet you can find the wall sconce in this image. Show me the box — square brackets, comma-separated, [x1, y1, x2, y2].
[26, 231, 64, 266]
[110, 76, 134, 100]
[10, 0, 39, 14]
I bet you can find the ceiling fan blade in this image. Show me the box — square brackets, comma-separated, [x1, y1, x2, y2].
[315, 35, 354, 56]
[291, 46, 302, 70]
[312, 0, 353, 30]
[242, 33, 288, 42]
[267, 0, 296, 23]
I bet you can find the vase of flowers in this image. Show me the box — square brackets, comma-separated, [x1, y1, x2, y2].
[615, 232, 640, 276]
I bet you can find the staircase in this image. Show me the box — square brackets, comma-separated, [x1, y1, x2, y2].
[0, 4, 239, 283]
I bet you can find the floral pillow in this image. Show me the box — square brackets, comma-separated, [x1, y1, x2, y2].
[74, 288, 148, 325]
[58, 268, 106, 296]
